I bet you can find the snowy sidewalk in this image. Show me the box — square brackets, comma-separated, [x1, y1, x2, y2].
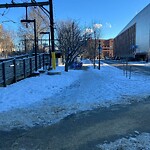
[0, 59, 150, 130]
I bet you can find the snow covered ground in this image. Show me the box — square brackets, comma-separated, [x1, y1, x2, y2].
[1, 59, 149, 113]
[0, 59, 150, 148]
[0, 65, 84, 112]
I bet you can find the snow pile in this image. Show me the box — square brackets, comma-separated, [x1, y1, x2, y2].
[0, 65, 84, 112]
[96, 132, 150, 150]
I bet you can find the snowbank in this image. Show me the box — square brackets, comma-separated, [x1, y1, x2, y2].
[0, 66, 84, 112]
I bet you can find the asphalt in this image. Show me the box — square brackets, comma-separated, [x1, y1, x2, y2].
[101, 59, 150, 76]
[0, 97, 150, 150]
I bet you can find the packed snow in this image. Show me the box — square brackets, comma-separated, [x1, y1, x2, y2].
[0, 59, 150, 148]
[96, 132, 150, 150]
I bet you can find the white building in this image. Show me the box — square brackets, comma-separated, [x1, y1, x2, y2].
[114, 3, 150, 61]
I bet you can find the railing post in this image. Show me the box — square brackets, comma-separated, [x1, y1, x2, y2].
[39, 54, 41, 69]
[13, 59, 17, 83]
[43, 53, 45, 70]
[23, 59, 26, 78]
[30, 57, 32, 75]
[2, 62, 6, 87]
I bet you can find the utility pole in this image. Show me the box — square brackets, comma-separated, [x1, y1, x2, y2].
[31, 0, 56, 69]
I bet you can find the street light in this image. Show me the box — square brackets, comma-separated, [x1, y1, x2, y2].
[94, 30, 96, 69]
[98, 40, 102, 70]
[40, 31, 51, 69]
[93, 23, 102, 69]
[21, 19, 38, 71]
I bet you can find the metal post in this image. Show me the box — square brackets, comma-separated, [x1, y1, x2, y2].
[98, 40, 101, 70]
[13, 59, 17, 82]
[24, 35, 27, 53]
[49, 0, 56, 69]
[48, 32, 51, 67]
[43, 53, 45, 70]
[25, 6, 28, 28]
[30, 57, 32, 75]
[126, 57, 128, 78]
[94, 31, 96, 69]
[2, 62, 6, 87]
[49, 0, 54, 52]
[23, 58, 26, 78]
[41, 38, 43, 53]
[33, 19, 38, 71]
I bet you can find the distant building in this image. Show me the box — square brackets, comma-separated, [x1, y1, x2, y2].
[100, 39, 114, 58]
[85, 38, 114, 59]
[114, 3, 150, 61]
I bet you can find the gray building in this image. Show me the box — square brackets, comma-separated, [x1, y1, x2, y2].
[114, 3, 150, 61]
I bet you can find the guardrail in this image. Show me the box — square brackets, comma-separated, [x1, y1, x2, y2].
[0, 53, 51, 87]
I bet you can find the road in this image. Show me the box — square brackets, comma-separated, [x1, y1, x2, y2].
[0, 97, 150, 150]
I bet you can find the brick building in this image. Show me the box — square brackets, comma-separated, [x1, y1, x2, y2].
[100, 39, 114, 58]
[85, 38, 114, 59]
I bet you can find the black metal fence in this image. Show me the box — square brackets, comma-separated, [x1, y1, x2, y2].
[0, 53, 51, 87]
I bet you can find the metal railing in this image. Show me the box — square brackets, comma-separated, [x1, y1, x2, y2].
[0, 53, 51, 87]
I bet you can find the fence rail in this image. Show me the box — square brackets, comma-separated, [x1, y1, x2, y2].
[0, 53, 51, 87]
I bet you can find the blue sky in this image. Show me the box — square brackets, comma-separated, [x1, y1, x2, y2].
[0, 0, 150, 39]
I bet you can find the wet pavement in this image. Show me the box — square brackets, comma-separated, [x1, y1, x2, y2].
[0, 97, 150, 150]
[102, 60, 150, 76]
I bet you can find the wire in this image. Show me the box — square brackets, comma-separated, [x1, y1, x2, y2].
[21, 0, 29, 2]
[1, 8, 10, 16]
[0, 12, 16, 23]
[2, 20, 16, 23]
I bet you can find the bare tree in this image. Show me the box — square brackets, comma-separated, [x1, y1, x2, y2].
[82, 24, 102, 66]
[0, 25, 14, 58]
[83, 38, 95, 59]
[56, 20, 89, 72]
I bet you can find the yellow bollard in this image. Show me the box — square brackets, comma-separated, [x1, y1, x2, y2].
[52, 52, 56, 70]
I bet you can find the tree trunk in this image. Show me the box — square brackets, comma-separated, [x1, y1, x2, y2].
[65, 62, 69, 72]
